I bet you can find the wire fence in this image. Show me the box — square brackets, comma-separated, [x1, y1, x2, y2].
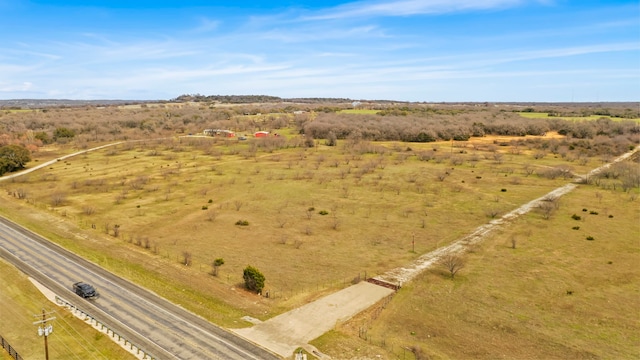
[0, 334, 23, 360]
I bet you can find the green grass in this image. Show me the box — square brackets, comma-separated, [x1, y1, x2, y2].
[517, 112, 640, 122]
[0, 259, 136, 359]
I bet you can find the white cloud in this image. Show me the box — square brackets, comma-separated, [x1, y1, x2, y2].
[0, 81, 32, 93]
[303, 0, 534, 20]
[190, 17, 221, 33]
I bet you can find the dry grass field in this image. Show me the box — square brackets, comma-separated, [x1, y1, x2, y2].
[0, 103, 638, 359]
[318, 184, 640, 359]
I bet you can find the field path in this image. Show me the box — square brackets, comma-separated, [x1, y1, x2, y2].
[0, 142, 124, 182]
[376, 144, 639, 286]
[2, 140, 637, 359]
[232, 145, 639, 358]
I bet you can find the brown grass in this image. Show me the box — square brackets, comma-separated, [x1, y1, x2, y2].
[1, 106, 637, 359]
[323, 184, 640, 359]
[0, 134, 581, 324]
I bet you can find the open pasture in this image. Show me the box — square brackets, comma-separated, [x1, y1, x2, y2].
[1, 132, 596, 325]
[1, 101, 638, 359]
[321, 183, 640, 359]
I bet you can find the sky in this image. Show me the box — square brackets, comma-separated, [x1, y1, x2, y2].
[0, 0, 638, 102]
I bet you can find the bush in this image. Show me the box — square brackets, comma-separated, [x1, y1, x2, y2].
[243, 266, 265, 293]
[235, 220, 249, 226]
[572, 226, 580, 230]
[318, 210, 329, 215]
[571, 214, 581, 220]
[201, 205, 208, 210]
[586, 236, 595, 241]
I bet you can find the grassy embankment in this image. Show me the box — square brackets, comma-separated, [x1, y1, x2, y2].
[0, 258, 135, 360]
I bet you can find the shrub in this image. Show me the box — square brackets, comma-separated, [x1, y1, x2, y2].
[589, 211, 598, 215]
[571, 214, 581, 220]
[501, 188, 507, 192]
[201, 205, 208, 210]
[235, 220, 249, 226]
[318, 210, 329, 215]
[243, 266, 265, 293]
[586, 236, 595, 241]
[582, 208, 588, 212]
[572, 226, 580, 230]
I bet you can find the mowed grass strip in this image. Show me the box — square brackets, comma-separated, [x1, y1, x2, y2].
[321, 183, 640, 359]
[0, 259, 136, 360]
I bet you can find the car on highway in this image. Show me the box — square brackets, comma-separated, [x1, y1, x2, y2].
[73, 281, 99, 299]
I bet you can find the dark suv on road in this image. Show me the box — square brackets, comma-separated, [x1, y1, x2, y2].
[73, 282, 98, 299]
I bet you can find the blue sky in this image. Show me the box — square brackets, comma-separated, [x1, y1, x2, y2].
[1, 0, 638, 102]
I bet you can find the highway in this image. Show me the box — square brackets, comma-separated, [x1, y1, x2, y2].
[0, 216, 280, 360]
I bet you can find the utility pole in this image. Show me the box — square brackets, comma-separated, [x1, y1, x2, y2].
[33, 309, 56, 360]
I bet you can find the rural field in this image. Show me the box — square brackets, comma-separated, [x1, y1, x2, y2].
[0, 100, 638, 359]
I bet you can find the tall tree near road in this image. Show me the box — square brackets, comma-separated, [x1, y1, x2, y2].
[0, 144, 31, 175]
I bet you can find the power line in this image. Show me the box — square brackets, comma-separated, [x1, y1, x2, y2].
[33, 309, 56, 360]
[53, 310, 106, 360]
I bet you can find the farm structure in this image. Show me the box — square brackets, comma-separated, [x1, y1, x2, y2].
[254, 131, 269, 137]
[203, 129, 235, 137]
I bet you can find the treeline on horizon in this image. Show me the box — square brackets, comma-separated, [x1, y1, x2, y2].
[0, 100, 638, 163]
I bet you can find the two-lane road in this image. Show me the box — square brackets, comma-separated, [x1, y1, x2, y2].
[0, 216, 280, 360]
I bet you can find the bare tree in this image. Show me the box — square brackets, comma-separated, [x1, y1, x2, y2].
[331, 217, 341, 230]
[234, 200, 244, 211]
[206, 209, 218, 222]
[439, 254, 465, 279]
[112, 224, 120, 237]
[485, 208, 500, 219]
[182, 251, 192, 266]
[15, 188, 28, 199]
[539, 201, 555, 220]
[51, 192, 66, 207]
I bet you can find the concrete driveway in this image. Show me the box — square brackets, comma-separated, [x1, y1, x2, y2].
[233, 281, 394, 358]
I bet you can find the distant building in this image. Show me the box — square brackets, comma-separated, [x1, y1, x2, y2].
[254, 131, 269, 138]
[204, 129, 235, 137]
